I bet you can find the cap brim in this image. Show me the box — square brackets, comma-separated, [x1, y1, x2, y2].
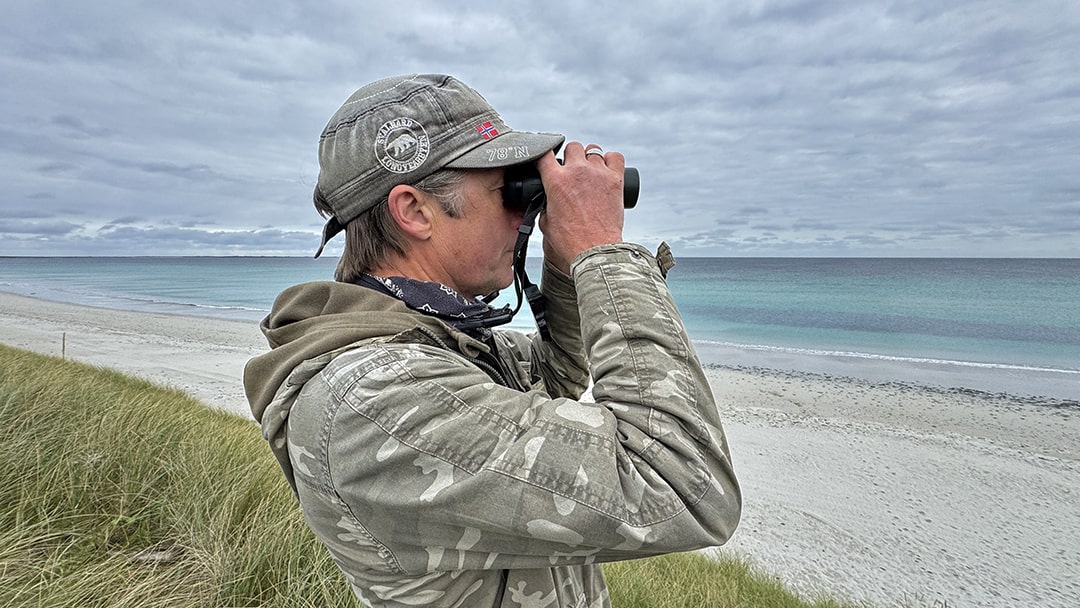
[444, 131, 565, 169]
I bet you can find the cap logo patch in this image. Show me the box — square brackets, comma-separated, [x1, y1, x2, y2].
[375, 117, 430, 173]
[476, 121, 499, 140]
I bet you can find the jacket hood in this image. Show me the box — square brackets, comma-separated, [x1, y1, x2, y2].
[243, 280, 487, 491]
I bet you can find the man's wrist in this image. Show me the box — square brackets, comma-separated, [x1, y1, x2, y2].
[541, 259, 576, 299]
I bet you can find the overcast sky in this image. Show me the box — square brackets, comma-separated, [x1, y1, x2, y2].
[3, 1, 1078, 258]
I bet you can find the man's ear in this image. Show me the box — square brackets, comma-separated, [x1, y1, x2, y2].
[386, 185, 436, 240]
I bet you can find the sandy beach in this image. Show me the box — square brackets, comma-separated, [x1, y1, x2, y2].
[2, 290, 1077, 607]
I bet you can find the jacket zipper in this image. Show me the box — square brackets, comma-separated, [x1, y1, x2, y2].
[412, 326, 516, 389]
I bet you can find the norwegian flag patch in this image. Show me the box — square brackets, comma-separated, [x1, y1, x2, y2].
[475, 121, 499, 140]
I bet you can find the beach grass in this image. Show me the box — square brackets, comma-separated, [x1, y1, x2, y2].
[1, 343, 868, 608]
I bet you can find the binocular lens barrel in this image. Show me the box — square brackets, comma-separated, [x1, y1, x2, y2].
[503, 167, 639, 210]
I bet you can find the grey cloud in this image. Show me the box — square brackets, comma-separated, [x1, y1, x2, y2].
[1050, 203, 1080, 217]
[0, 219, 82, 236]
[792, 220, 839, 231]
[124, 160, 215, 179]
[3, 208, 54, 219]
[102, 216, 146, 228]
[715, 218, 751, 227]
[744, 233, 780, 242]
[51, 115, 115, 138]
[36, 162, 79, 175]
[82, 224, 319, 256]
[842, 234, 898, 246]
[737, 206, 771, 217]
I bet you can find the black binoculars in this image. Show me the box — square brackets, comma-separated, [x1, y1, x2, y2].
[502, 165, 640, 211]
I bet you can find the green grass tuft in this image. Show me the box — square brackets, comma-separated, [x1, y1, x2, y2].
[0, 344, 350, 607]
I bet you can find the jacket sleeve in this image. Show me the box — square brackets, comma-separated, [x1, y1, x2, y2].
[493, 261, 590, 400]
[307, 243, 740, 575]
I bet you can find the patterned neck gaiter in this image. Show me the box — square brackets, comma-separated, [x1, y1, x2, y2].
[356, 274, 509, 337]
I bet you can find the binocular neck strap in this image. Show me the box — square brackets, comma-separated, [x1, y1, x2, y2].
[460, 199, 550, 340]
[511, 199, 551, 341]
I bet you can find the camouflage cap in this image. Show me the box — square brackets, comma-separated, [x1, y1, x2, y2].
[313, 74, 565, 256]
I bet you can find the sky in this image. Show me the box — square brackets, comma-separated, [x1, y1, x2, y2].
[2, 0, 1079, 258]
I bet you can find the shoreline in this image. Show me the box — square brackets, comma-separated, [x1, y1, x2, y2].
[0, 291, 264, 417]
[693, 341, 1080, 402]
[2, 291, 1078, 607]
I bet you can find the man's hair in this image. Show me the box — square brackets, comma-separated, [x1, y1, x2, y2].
[314, 169, 469, 283]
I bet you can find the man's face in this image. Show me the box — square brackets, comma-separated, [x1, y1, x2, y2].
[428, 168, 524, 298]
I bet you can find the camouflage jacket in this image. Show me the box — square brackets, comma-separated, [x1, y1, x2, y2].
[243, 243, 741, 608]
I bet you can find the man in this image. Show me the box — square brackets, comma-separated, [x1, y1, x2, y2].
[244, 74, 740, 608]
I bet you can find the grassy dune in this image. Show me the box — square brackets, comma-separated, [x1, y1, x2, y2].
[0, 344, 865, 607]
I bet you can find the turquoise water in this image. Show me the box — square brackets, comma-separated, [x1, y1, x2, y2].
[668, 258, 1079, 370]
[2, 256, 1077, 399]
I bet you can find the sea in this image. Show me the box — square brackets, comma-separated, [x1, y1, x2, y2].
[1, 256, 1077, 401]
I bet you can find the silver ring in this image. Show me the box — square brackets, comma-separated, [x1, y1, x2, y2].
[585, 147, 605, 157]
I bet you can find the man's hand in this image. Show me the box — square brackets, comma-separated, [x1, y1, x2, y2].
[536, 141, 626, 274]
